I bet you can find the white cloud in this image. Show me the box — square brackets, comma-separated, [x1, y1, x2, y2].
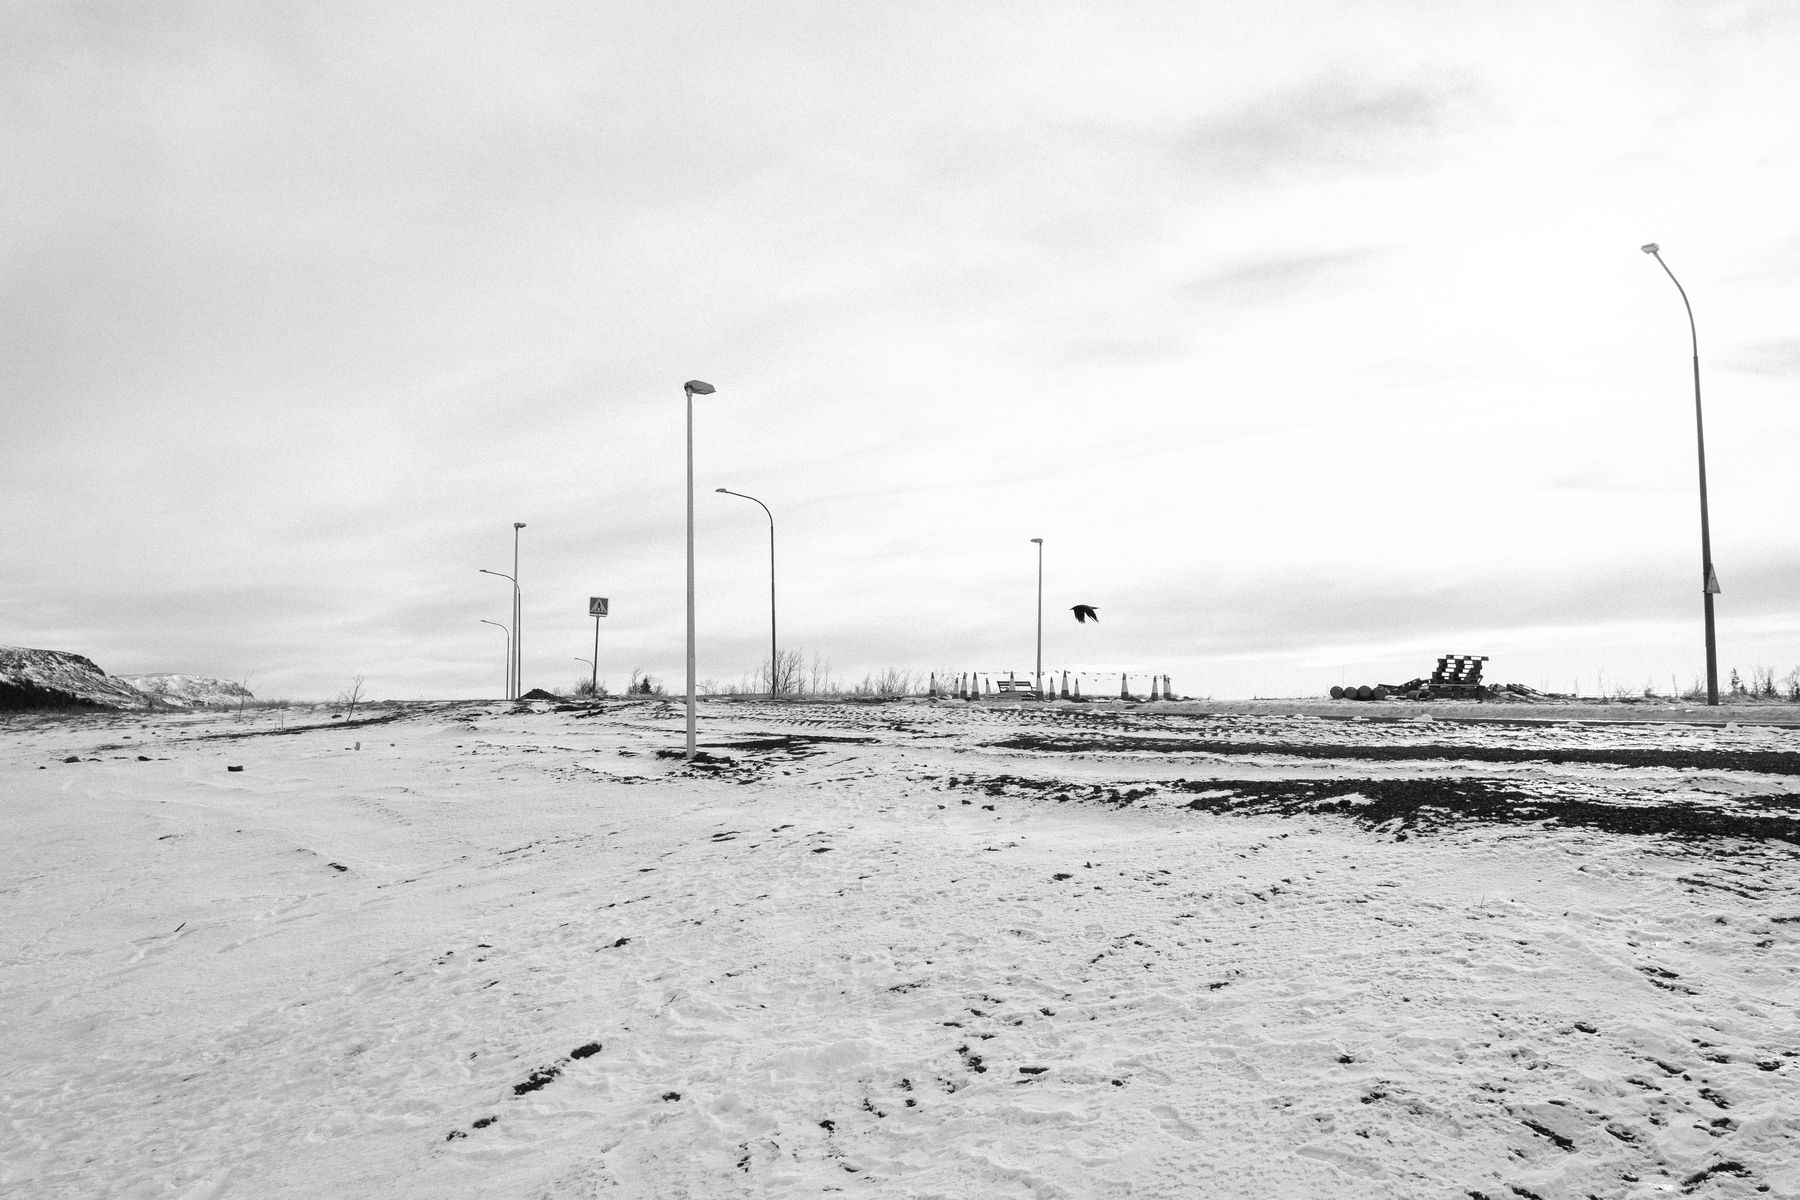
[3, 0, 1796, 699]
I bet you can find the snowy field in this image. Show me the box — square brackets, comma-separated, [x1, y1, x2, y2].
[4, 698, 1798, 1199]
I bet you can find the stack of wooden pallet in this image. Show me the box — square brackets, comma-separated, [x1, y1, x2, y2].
[1426, 654, 1489, 699]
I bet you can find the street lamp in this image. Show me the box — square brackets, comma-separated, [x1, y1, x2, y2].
[480, 618, 509, 699]
[683, 380, 717, 759]
[717, 488, 777, 698]
[1640, 242, 1720, 706]
[513, 522, 527, 700]
[479, 568, 517, 698]
[1030, 537, 1044, 697]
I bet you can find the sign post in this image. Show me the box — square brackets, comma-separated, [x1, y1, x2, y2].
[587, 597, 608, 695]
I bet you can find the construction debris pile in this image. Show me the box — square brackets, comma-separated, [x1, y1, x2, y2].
[1331, 656, 1565, 703]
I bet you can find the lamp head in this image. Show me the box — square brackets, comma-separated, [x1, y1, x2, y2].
[684, 380, 716, 395]
[1640, 243, 1660, 255]
[1030, 537, 1043, 544]
[514, 522, 526, 529]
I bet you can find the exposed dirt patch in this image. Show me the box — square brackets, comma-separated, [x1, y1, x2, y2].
[711, 733, 879, 755]
[1171, 777, 1800, 843]
[992, 733, 1800, 776]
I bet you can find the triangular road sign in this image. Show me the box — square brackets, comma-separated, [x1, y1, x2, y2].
[1705, 566, 1721, 595]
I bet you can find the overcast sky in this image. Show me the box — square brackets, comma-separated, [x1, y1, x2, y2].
[4, 0, 1797, 701]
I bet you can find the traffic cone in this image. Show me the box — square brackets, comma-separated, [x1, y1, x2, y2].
[1149, 675, 1161, 701]
[1060, 670, 1070, 700]
[1074, 677, 1082, 701]
[1120, 673, 1131, 700]
[929, 671, 937, 698]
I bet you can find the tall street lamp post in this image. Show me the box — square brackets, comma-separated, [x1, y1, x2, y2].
[1641, 243, 1720, 706]
[683, 380, 717, 759]
[513, 522, 527, 700]
[480, 618, 509, 699]
[717, 488, 777, 698]
[479, 568, 517, 698]
[1030, 538, 1044, 697]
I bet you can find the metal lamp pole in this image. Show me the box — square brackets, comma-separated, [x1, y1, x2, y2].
[480, 618, 509, 698]
[1641, 243, 1720, 705]
[512, 522, 526, 699]
[717, 488, 777, 698]
[479, 568, 517, 698]
[1030, 537, 1043, 697]
[683, 381, 717, 759]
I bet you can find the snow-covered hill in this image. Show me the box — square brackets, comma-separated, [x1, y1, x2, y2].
[118, 673, 254, 709]
[0, 647, 254, 711]
[0, 645, 150, 710]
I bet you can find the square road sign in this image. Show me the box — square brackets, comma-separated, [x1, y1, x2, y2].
[589, 597, 609, 617]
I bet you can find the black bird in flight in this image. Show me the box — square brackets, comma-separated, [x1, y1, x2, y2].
[1071, 604, 1099, 624]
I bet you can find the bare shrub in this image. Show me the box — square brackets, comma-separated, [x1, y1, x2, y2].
[805, 651, 835, 697]
[754, 648, 806, 697]
[850, 668, 921, 697]
[336, 675, 366, 717]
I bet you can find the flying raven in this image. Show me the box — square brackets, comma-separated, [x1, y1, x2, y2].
[1071, 604, 1099, 624]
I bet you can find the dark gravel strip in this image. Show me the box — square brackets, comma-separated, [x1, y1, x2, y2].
[188, 708, 419, 740]
[1168, 777, 1800, 845]
[990, 734, 1800, 776]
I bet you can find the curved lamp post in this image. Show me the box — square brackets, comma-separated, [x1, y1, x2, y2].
[717, 488, 777, 698]
[1030, 538, 1044, 697]
[1641, 242, 1719, 705]
[480, 618, 510, 699]
[479, 568, 518, 698]
[683, 380, 717, 759]
[512, 522, 526, 699]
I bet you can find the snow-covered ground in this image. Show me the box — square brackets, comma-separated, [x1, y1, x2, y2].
[3, 699, 1797, 1199]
